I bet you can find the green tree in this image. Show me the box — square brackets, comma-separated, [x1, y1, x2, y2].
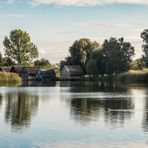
[101, 37, 135, 75]
[0, 53, 3, 66]
[3, 29, 38, 65]
[2, 57, 15, 67]
[34, 58, 51, 69]
[141, 29, 148, 67]
[86, 59, 98, 77]
[130, 59, 144, 70]
[62, 38, 100, 73]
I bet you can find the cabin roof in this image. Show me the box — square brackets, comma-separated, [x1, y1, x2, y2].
[11, 66, 24, 73]
[1, 67, 11, 72]
[23, 67, 40, 75]
[63, 65, 84, 76]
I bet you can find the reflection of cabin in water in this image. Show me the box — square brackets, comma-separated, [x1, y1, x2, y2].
[61, 65, 84, 80]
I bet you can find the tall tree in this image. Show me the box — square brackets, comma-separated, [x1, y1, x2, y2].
[62, 38, 100, 73]
[101, 37, 135, 75]
[141, 29, 148, 67]
[0, 53, 3, 66]
[3, 29, 38, 65]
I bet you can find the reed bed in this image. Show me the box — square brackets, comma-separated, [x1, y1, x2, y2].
[115, 69, 148, 84]
[0, 72, 22, 85]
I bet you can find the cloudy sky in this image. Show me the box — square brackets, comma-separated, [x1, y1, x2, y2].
[0, 0, 148, 63]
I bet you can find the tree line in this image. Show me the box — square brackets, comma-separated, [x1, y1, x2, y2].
[1, 28, 148, 77]
[60, 29, 148, 77]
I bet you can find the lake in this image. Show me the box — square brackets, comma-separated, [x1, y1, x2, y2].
[0, 81, 148, 148]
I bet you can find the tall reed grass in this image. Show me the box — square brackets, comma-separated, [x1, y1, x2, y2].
[115, 69, 148, 84]
[0, 72, 22, 85]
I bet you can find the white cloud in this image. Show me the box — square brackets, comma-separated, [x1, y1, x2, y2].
[31, 0, 148, 6]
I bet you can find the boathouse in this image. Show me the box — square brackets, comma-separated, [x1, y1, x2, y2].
[20, 67, 40, 81]
[61, 65, 84, 80]
[36, 69, 56, 81]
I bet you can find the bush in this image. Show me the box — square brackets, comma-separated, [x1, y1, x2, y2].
[0, 72, 22, 85]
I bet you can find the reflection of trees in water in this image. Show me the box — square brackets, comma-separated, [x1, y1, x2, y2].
[61, 81, 128, 93]
[70, 97, 134, 126]
[0, 94, 3, 109]
[142, 90, 148, 132]
[71, 98, 101, 123]
[68, 82, 135, 125]
[22, 80, 56, 87]
[5, 92, 38, 132]
[102, 99, 134, 125]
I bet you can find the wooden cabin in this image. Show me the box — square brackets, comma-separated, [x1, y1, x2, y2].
[61, 65, 84, 80]
[36, 69, 56, 81]
[20, 67, 40, 81]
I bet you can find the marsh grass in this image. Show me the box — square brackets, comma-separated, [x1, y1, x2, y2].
[115, 69, 148, 84]
[0, 72, 22, 85]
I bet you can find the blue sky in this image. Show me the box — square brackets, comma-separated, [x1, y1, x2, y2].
[0, 0, 148, 63]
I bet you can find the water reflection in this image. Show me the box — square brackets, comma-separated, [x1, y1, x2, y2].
[70, 97, 134, 125]
[142, 89, 148, 133]
[5, 92, 38, 132]
[102, 99, 134, 126]
[71, 98, 101, 123]
[60, 81, 127, 92]
[0, 82, 148, 147]
[0, 94, 3, 109]
[22, 80, 56, 87]
[66, 82, 132, 125]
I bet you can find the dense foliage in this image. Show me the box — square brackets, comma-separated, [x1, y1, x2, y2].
[0, 53, 15, 67]
[141, 29, 148, 67]
[3, 29, 38, 65]
[100, 37, 135, 75]
[61, 37, 135, 77]
[130, 59, 144, 70]
[60, 38, 100, 73]
[34, 58, 52, 69]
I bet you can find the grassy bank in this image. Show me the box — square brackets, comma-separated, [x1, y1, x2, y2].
[115, 69, 148, 84]
[0, 72, 22, 85]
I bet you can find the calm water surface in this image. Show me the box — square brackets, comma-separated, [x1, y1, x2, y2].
[0, 81, 148, 147]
